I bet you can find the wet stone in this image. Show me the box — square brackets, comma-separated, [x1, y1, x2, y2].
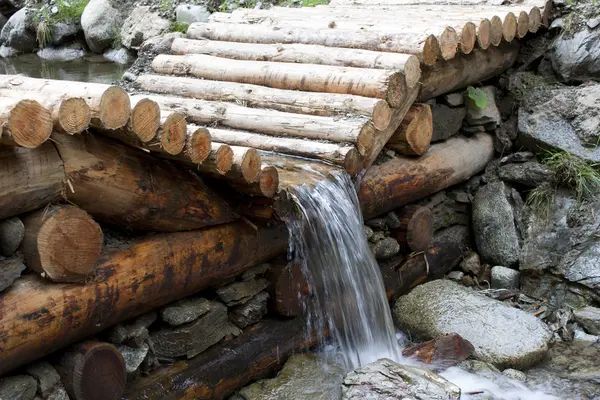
[370, 237, 400, 261]
[241, 263, 270, 282]
[228, 291, 269, 329]
[385, 211, 402, 229]
[369, 231, 386, 243]
[0, 375, 37, 400]
[160, 297, 212, 326]
[365, 218, 387, 230]
[502, 368, 527, 381]
[117, 343, 150, 375]
[573, 306, 600, 335]
[491, 266, 520, 290]
[363, 225, 374, 241]
[431, 104, 467, 142]
[217, 278, 270, 306]
[107, 312, 156, 347]
[498, 162, 553, 187]
[25, 361, 60, 397]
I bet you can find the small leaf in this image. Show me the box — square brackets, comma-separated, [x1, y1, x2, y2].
[467, 86, 488, 110]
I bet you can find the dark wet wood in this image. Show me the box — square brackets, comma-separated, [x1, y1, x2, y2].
[402, 333, 475, 369]
[392, 205, 433, 253]
[266, 261, 310, 317]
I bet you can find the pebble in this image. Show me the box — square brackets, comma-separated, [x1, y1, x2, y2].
[502, 368, 527, 381]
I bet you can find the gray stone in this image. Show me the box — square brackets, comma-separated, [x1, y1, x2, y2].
[447, 270, 464, 282]
[459, 252, 482, 277]
[588, 17, 600, 30]
[494, 127, 513, 154]
[442, 92, 465, 107]
[491, 266, 520, 290]
[370, 237, 400, 260]
[25, 362, 60, 397]
[121, 6, 170, 49]
[341, 358, 461, 400]
[81, 0, 122, 53]
[462, 125, 486, 134]
[472, 181, 520, 267]
[466, 86, 501, 128]
[369, 231, 385, 243]
[393, 280, 553, 369]
[363, 225, 374, 241]
[573, 306, 600, 335]
[498, 161, 553, 187]
[500, 151, 535, 165]
[241, 263, 270, 281]
[44, 384, 69, 400]
[502, 368, 527, 381]
[385, 211, 401, 229]
[107, 312, 156, 347]
[138, 32, 184, 56]
[431, 104, 467, 142]
[228, 291, 269, 328]
[0, 8, 35, 52]
[49, 22, 79, 46]
[365, 217, 387, 230]
[103, 47, 136, 64]
[0, 375, 37, 400]
[117, 343, 150, 374]
[160, 297, 212, 326]
[175, 4, 210, 24]
[551, 26, 600, 82]
[0, 252, 25, 292]
[216, 278, 270, 306]
[518, 85, 600, 163]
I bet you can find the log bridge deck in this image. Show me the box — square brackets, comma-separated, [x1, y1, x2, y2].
[0, 0, 552, 396]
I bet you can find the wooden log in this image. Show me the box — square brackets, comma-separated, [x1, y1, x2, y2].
[503, 12, 518, 42]
[386, 104, 432, 156]
[171, 38, 421, 89]
[187, 22, 441, 65]
[20, 205, 103, 283]
[419, 41, 520, 101]
[402, 333, 475, 369]
[152, 53, 407, 108]
[0, 143, 65, 221]
[490, 16, 503, 46]
[475, 18, 491, 50]
[135, 74, 392, 131]
[199, 143, 233, 175]
[54, 341, 126, 400]
[228, 164, 280, 198]
[457, 22, 476, 54]
[528, 6, 542, 32]
[391, 205, 433, 253]
[266, 261, 309, 317]
[146, 94, 377, 156]
[0, 217, 24, 256]
[130, 98, 161, 142]
[181, 126, 212, 164]
[516, 10, 530, 38]
[228, 145, 261, 184]
[0, 98, 53, 148]
[52, 133, 238, 232]
[0, 221, 288, 376]
[205, 127, 362, 174]
[358, 133, 494, 220]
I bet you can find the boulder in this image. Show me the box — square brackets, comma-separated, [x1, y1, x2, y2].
[160, 297, 212, 326]
[472, 182, 520, 267]
[175, 4, 211, 24]
[431, 104, 467, 142]
[0, 375, 37, 400]
[491, 266, 520, 290]
[138, 31, 184, 56]
[573, 306, 600, 335]
[121, 6, 170, 49]
[81, 0, 122, 53]
[0, 7, 36, 53]
[103, 47, 136, 64]
[228, 291, 269, 329]
[518, 84, 600, 163]
[393, 280, 553, 369]
[341, 358, 461, 400]
[465, 86, 501, 128]
[25, 361, 60, 397]
[48, 22, 79, 46]
[216, 278, 270, 306]
[551, 25, 600, 82]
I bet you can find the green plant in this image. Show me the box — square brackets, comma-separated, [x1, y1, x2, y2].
[54, 0, 88, 24]
[466, 86, 488, 110]
[541, 150, 600, 203]
[112, 28, 122, 49]
[170, 21, 190, 34]
[36, 21, 53, 49]
[526, 181, 556, 220]
[159, 0, 174, 13]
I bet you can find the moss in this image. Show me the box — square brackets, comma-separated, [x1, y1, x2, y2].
[170, 21, 190, 34]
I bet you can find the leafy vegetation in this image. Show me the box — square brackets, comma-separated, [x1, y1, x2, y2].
[170, 21, 190, 34]
[36, 21, 53, 49]
[159, 0, 174, 13]
[34, 0, 89, 48]
[466, 86, 488, 110]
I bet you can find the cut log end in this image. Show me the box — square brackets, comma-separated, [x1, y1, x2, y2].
[422, 34, 441, 66]
[459, 22, 476, 55]
[357, 122, 376, 157]
[99, 86, 131, 130]
[57, 98, 91, 135]
[372, 100, 392, 131]
[213, 144, 234, 174]
[503, 13, 517, 42]
[268, 262, 309, 317]
[132, 98, 161, 142]
[517, 11, 530, 38]
[439, 26, 458, 61]
[388, 104, 432, 156]
[7, 99, 53, 148]
[258, 166, 279, 198]
[187, 127, 211, 164]
[232, 147, 261, 183]
[344, 147, 362, 176]
[386, 72, 406, 108]
[477, 19, 492, 50]
[394, 205, 434, 253]
[403, 56, 422, 89]
[529, 7, 542, 33]
[161, 112, 187, 155]
[489, 16, 503, 46]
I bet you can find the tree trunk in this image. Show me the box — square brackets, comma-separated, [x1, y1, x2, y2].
[359, 133, 494, 220]
[170, 38, 421, 90]
[53, 340, 127, 400]
[152, 53, 407, 108]
[419, 41, 520, 101]
[391, 205, 434, 253]
[0, 221, 288, 376]
[20, 205, 103, 283]
[387, 104, 432, 156]
[0, 98, 53, 148]
[146, 94, 376, 156]
[0, 143, 65, 220]
[135, 74, 393, 130]
[52, 132, 238, 232]
[0, 217, 24, 256]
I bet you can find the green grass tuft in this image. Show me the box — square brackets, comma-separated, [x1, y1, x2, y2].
[36, 21, 53, 49]
[170, 21, 190, 33]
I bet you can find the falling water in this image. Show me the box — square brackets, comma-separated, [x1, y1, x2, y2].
[285, 170, 401, 371]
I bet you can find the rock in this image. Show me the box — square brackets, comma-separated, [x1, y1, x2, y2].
[160, 297, 212, 326]
[551, 26, 600, 82]
[573, 306, 600, 335]
[491, 266, 520, 290]
[121, 6, 170, 49]
[462, 125, 486, 134]
[44, 384, 69, 400]
[402, 333, 475, 369]
[0, 13, 7, 33]
[459, 252, 482, 277]
[107, 312, 156, 347]
[365, 217, 387, 230]
[588, 17, 600, 30]
[103, 47, 136, 64]
[363, 225, 374, 241]
[228, 291, 269, 329]
[236, 354, 345, 400]
[25, 362, 60, 397]
[573, 327, 599, 343]
[216, 278, 270, 306]
[498, 161, 553, 187]
[385, 211, 401, 229]
[393, 280, 553, 369]
[369, 231, 385, 243]
[341, 358, 461, 400]
[472, 181, 520, 267]
[493, 127, 513, 154]
[175, 4, 210, 24]
[518, 85, 600, 162]
[442, 92, 464, 107]
[500, 151, 535, 164]
[241, 263, 270, 281]
[0, 8, 36, 53]
[138, 32, 184, 56]
[431, 104, 467, 142]
[151, 301, 239, 359]
[81, 0, 122, 53]
[466, 86, 501, 128]
[447, 271, 464, 282]
[49, 22, 79, 46]
[0, 375, 37, 400]
[370, 237, 400, 260]
[502, 368, 527, 381]
[117, 343, 150, 374]
[0, 252, 25, 292]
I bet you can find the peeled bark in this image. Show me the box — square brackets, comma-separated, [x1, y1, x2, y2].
[20, 205, 103, 283]
[0, 221, 288, 376]
[54, 341, 126, 400]
[0, 217, 24, 256]
[0, 143, 65, 220]
[0, 98, 53, 148]
[52, 133, 238, 232]
[170, 38, 421, 89]
[359, 133, 494, 220]
[391, 205, 434, 253]
[135, 74, 392, 130]
[152, 53, 407, 108]
[387, 104, 432, 156]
